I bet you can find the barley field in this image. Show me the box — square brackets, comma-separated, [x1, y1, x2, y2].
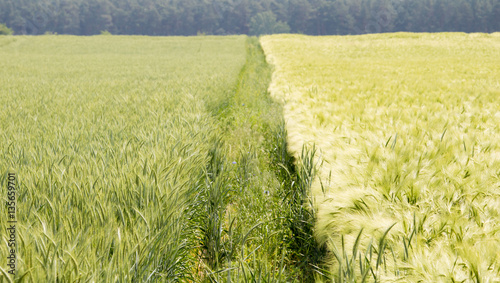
[261, 33, 500, 282]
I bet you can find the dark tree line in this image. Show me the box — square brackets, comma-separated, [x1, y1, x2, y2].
[0, 0, 499, 36]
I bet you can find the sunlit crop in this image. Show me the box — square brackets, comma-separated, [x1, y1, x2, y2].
[261, 33, 500, 282]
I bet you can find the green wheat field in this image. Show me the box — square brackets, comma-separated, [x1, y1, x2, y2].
[1, 33, 499, 282]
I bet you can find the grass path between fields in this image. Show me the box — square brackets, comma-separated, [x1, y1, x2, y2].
[195, 36, 328, 281]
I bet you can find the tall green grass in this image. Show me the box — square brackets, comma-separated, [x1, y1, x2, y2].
[194, 37, 316, 282]
[184, 36, 330, 282]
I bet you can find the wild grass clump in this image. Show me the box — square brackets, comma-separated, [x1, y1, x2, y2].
[194, 37, 311, 282]
[261, 33, 500, 282]
[270, 124, 328, 280]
